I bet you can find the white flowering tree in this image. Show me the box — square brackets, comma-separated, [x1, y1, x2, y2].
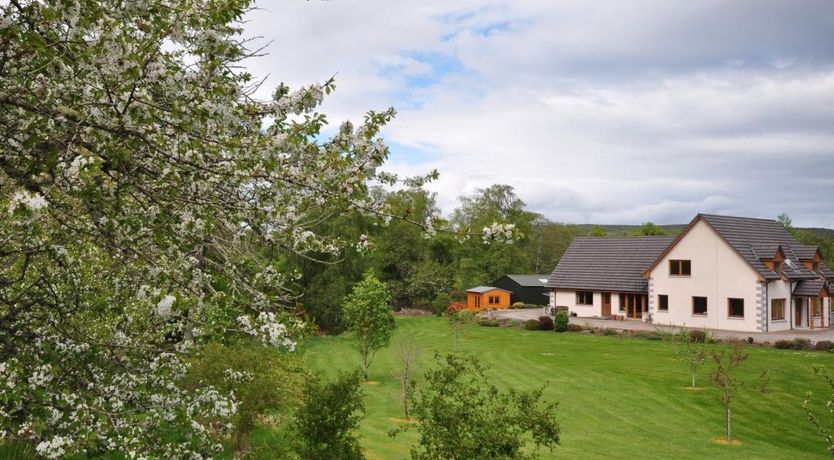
[0, 1, 518, 457]
[1, 0, 383, 457]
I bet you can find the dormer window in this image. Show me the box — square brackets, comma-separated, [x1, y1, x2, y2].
[812, 262, 820, 273]
[773, 261, 782, 275]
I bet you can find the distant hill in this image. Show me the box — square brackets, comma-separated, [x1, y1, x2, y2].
[800, 227, 834, 239]
[574, 224, 686, 236]
[574, 224, 832, 238]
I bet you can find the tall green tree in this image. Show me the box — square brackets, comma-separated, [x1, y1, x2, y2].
[777, 213, 793, 229]
[451, 185, 539, 287]
[589, 225, 608, 237]
[633, 222, 667, 236]
[371, 189, 440, 308]
[343, 272, 396, 379]
[527, 219, 581, 273]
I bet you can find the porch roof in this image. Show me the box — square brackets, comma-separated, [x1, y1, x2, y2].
[793, 279, 830, 297]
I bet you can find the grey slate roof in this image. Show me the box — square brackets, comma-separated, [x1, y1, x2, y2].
[793, 245, 821, 260]
[466, 286, 509, 294]
[502, 274, 550, 287]
[793, 279, 829, 297]
[698, 214, 826, 281]
[546, 236, 675, 293]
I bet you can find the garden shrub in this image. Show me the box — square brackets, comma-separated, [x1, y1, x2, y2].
[295, 371, 366, 460]
[538, 315, 554, 331]
[631, 331, 659, 340]
[603, 328, 619, 336]
[816, 340, 834, 351]
[792, 338, 813, 350]
[775, 338, 813, 350]
[511, 302, 526, 309]
[394, 354, 560, 458]
[431, 293, 451, 316]
[689, 329, 707, 343]
[567, 324, 584, 332]
[186, 342, 306, 454]
[553, 311, 570, 332]
[524, 319, 541, 330]
[478, 318, 500, 327]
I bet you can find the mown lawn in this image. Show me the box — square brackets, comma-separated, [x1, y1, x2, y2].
[302, 316, 834, 460]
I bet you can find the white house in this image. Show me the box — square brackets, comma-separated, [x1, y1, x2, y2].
[546, 214, 833, 332]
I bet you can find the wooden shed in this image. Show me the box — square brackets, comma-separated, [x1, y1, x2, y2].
[465, 286, 511, 311]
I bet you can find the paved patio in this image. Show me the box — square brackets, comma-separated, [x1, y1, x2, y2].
[484, 308, 834, 343]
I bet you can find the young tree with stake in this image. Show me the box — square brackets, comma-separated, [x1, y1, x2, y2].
[447, 309, 474, 352]
[393, 332, 423, 420]
[710, 343, 748, 442]
[804, 366, 834, 454]
[343, 272, 395, 380]
[677, 327, 708, 388]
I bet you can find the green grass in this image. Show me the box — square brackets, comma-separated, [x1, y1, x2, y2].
[303, 316, 834, 459]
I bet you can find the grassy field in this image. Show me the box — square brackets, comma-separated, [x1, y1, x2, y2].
[303, 316, 834, 460]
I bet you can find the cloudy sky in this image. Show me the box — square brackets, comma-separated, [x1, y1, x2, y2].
[243, 1, 834, 227]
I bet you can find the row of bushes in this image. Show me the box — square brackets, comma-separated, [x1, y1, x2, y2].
[510, 302, 544, 309]
[523, 312, 571, 332]
[774, 338, 834, 351]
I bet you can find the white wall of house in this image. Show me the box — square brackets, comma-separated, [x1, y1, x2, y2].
[552, 290, 599, 317]
[551, 289, 628, 318]
[648, 219, 761, 332]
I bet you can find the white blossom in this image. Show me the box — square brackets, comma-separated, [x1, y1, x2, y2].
[8, 189, 48, 213]
[156, 295, 175, 317]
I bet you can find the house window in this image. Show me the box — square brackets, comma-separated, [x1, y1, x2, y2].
[576, 291, 593, 305]
[812, 298, 822, 317]
[773, 262, 782, 275]
[669, 259, 691, 276]
[812, 262, 820, 273]
[728, 298, 744, 318]
[657, 295, 668, 312]
[488, 295, 500, 305]
[771, 298, 786, 321]
[692, 296, 708, 315]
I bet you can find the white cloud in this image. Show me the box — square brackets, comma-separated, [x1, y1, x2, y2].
[243, 0, 834, 227]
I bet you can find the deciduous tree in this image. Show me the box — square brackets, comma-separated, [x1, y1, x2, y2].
[343, 272, 396, 379]
[0, 0, 414, 456]
[393, 332, 423, 420]
[295, 371, 366, 460]
[710, 344, 749, 442]
[393, 353, 560, 459]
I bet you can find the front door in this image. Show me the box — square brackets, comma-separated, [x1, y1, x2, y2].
[602, 293, 611, 317]
[795, 298, 803, 327]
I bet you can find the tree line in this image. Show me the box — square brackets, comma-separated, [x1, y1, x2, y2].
[289, 184, 685, 332]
